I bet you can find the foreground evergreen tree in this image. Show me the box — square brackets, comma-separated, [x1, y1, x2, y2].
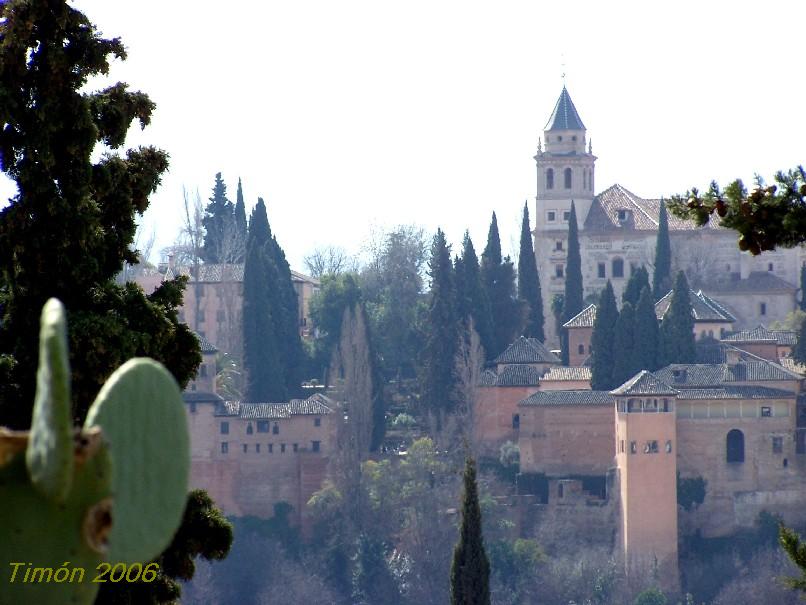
[612, 302, 637, 387]
[780, 524, 806, 595]
[632, 286, 662, 372]
[668, 166, 806, 255]
[590, 282, 619, 390]
[800, 265, 806, 312]
[660, 271, 696, 364]
[518, 203, 545, 341]
[0, 1, 231, 601]
[451, 457, 491, 605]
[623, 265, 651, 307]
[242, 199, 303, 400]
[481, 213, 522, 358]
[202, 172, 235, 263]
[457, 232, 495, 358]
[561, 202, 584, 364]
[653, 201, 672, 300]
[421, 229, 460, 429]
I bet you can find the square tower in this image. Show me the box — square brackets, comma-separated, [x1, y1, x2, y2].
[612, 371, 680, 593]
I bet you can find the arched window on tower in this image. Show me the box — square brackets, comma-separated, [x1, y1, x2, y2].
[726, 429, 745, 463]
[583, 170, 588, 190]
[564, 168, 572, 189]
[546, 168, 554, 190]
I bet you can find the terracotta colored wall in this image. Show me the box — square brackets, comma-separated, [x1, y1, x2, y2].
[186, 405, 338, 526]
[475, 385, 538, 454]
[615, 405, 678, 591]
[519, 404, 614, 475]
[675, 397, 806, 536]
[538, 379, 591, 391]
[567, 327, 592, 367]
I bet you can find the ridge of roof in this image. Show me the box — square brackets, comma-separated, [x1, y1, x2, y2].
[611, 370, 678, 396]
[563, 304, 597, 328]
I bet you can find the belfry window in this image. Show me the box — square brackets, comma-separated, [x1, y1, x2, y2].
[564, 168, 572, 189]
[612, 258, 624, 278]
[546, 168, 554, 190]
[727, 429, 745, 463]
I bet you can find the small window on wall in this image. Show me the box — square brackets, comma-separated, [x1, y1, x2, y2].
[630, 441, 637, 454]
[547, 211, 556, 222]
[246, 423, 253, 435]
[564, 168, 572, 189]
[512, 414, 520, 430]
[221, 442, 228, 454]
[772, 436, 784, 454]
[768, 263, 774, 272]
[546, 168, 554, 190]
[293, 443, 299, 453]
[199, 365, 207, 378]
[280, 443, 286, 453]
[563, 211, 571, 221]
[644, 440, 659, 454]
[312, 440, 321, 453]
[597, 263, 606, 278]
[555, 240, 564, 251]
[257, 421, 269, 433]
[268, 443, 273, 453]
[578, 344, 585, 355]
[665, 440, 673, 453]
[272, 423, 279, 435]
[620, 440, 625, 453]
[256, 443, 261, 453]
[242, 444, 247, 453]
[314, 417, 322, 427]
[220, 422, 229, 435]
[612, 258, 624, 278]
[556, 265, 564, 278]
[760, 302, 767, 316]
[761, 406, 772, 417]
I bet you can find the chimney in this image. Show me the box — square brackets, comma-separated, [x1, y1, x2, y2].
[739, 252, 751, 280]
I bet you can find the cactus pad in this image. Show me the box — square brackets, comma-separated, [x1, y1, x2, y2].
[84, 358, 190, 565]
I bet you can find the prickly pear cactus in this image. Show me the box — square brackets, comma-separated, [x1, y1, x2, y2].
[0, 299, 191, 605]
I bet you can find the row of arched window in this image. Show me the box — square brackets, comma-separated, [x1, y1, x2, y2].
[545, 168, 593, 191]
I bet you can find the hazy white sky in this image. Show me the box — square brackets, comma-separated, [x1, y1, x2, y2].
[8, 1, 806, 269]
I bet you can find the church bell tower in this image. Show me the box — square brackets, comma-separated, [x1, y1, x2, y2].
[534, 86, 597, 231]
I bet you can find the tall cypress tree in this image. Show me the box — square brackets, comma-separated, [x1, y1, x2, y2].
[590, 281, 619, 390]
[632, 286, 661, 372]
[800, 265, 806, 312]
[243, 200, 285, 401]
[451, 457, 491, 605]
[660, 271, 696, 364]
[794, 316, 806, 365]
[612, 301, 637, 387]
[233, 177, 248, 262]
[481, 213, 522, 358]
[653, 200, 672, 300]
[458, 232, 495, 358]
[518, 202, 545, 341]
[421, 229, 460, 429]
[202, 172, 235, 263]
[0, 2, 232, 601]
[561, 202, 584, 364]
[623, 266, 651, 307]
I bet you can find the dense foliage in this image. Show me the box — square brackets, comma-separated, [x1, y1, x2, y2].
[0, 1, 232, 602]
[481, 213, 522, 358]
[590, 281, 618, 390]
[668, 167, 806, 255]
[660, 271, 696, 365]
[456, 232, 495, 358]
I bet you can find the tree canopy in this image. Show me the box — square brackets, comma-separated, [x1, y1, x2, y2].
[562, 202, 584, 364]
[668, 166, 806, 255]
[451, 457, 491, 605]
[518, 203, 545, 342]
[590, 282, 618, 390]
[653, 201, 672, 300]
[660, 271, 696, 365]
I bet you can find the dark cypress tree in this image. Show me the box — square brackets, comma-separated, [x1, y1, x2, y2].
[561, 202, 584, 364]
[632, 286, 661, 372]
[421, 229, 460, 429]
[243, 200, 286, 401]
[660, 271, 696, 364]
[653, 200, 672, 300]
[590, 281, 619, 390]
[0, 1, 232, 601]
[202, 172, 235, 263]
[794, 318, 806, 366]
[451, 457, 491, 605]
[612, 301, 637, 387]
[518, 202, 545, 341]
[458, 232, 495, 358]
[800, 265, 806, 312]
[233, 177, 248, 262]
[623, 266, 651, 307]
[481, 213, 522, 358]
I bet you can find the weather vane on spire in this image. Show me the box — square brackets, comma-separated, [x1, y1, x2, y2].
[561, 53, 566, 86]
